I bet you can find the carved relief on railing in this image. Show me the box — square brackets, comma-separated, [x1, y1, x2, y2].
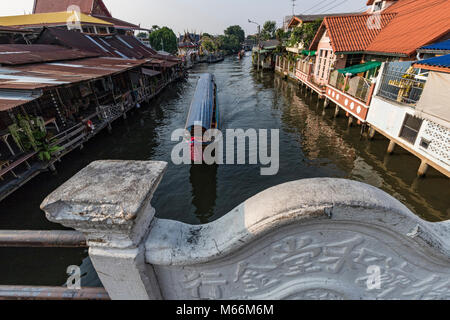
[42, 161, 450, 300]
[154, 226, 449, 300]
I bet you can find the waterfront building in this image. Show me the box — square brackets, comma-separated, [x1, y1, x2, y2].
[0, 0, 145, 35]
[365, 46, 450, 178]
[0, 26, 183, 201]
[276, 0, 450, 123]
[252, 39, 280, 70]
[273, 0, 450, 177]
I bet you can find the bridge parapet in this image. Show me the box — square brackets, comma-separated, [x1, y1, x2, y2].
[41, 161, 450, 300]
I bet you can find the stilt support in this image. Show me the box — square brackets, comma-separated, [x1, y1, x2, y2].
[334, 105, 340, 118]
[348, 116, 354, 127]
[368, 127, 376, 140]
[387, 140, 396, 154]
[417, 161, 429, 177]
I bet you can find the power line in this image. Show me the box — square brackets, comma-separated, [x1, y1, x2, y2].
[305, 0, 343, 15]
[320, 0, 351, 14]
[302, 0, 335, 14]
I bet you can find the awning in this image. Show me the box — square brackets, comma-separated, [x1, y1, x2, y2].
[415, 71, 450, 126]
[301, 50, 316, 56]
[338, 61, 381, 75]
[141, 68, 161, 77]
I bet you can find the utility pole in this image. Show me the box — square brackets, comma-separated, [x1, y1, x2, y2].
[291, 0, 296, 15]
[248, 19, 261, 70]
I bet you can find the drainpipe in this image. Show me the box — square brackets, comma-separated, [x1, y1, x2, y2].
[343, 73, 351, 92]
[366, 81, 377, 105]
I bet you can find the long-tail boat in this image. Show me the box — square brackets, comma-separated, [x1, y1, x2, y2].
[185, 73, 219, 162]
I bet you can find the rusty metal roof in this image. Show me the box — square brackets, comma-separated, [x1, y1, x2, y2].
[91, 15, 141, 30]
[35, 28, 181, 65]
[0, 44, 100, 66]
[0, 98, 33, 111]
[0, 56, 147, 111]
[0, 25, 32, 33]
[0, 57, 147, 90]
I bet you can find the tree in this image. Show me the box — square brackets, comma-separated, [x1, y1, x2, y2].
[136, 32, 148, 39]
[288, 19, 322, 48]
[261, 21, 277, 40]
[201, 36, 218, 53]
[224, 25, 245, 44]
[149, 27, 178, 54]
[217, 34, 240, 54]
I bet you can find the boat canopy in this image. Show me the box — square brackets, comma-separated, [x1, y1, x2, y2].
[186, 73, 215, 132]
[338, 61, 381, 75]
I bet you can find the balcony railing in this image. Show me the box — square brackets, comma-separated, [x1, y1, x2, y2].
[328, 70, 373, 104]
[377, 62, 425, 106]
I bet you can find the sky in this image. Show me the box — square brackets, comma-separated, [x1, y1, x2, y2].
[0, 0, 367, 36]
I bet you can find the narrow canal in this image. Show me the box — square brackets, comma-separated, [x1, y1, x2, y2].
[0, 55, 449, 286]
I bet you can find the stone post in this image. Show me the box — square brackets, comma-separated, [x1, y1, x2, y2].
[41, 160, 167, 300]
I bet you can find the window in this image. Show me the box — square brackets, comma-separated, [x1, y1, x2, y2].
[316, 49, 332, 81]
[399, 114, 423, 145]
[373, 1, 383, 12]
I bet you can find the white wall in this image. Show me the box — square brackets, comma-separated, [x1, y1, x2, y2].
[367, 96, 450, 172]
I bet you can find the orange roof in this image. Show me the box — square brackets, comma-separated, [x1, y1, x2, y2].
[309, 13, 397, 53]
[366, 0, 450, 56]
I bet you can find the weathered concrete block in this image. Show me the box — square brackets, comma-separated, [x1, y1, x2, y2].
[41, 160, 167, 249]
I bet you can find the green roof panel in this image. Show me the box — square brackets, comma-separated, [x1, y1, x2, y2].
[338, 61, 382, 75]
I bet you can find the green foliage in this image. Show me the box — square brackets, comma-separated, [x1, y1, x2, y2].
[276, 28, 290, 42]
[149, 26, 178, 54]
[288, 19, 322, 48]
[136, 32, 148, 39]
[261, 21, 277, 40]
[201, 36, 218, 53]
[224, 25, 245, 43]
[217, 34, 241, 54]
[8, 114, 62, 162]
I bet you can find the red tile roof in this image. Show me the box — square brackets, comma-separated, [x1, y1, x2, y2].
[366, 0, 450, 56]
[310, 13, 397, 53]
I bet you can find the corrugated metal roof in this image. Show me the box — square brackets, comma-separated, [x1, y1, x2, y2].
[413, 54, 450, 72]
[0, 99, 33, 111]
[35, 28, 181, 65]
[0, 89, 41, 111]
[366, 0, 450, 56]
[0, 25, 32, 33]
[91, 15, 140, 30]
[420, 39, 450, 51]
[0, 57, 147, 90]
[0, 12, 112, 27]
[0, 44, 99, 66]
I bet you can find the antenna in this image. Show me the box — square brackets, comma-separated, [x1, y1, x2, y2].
[291, 0, 297, 15]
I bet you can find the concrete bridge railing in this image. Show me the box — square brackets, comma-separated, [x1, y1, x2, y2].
[41, 161, 450, 300]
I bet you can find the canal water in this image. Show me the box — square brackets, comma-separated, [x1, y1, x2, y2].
[0, 55, 448, 286]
